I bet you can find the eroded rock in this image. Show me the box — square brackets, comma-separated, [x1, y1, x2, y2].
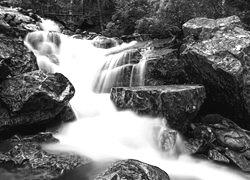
[110, 85, 206, 132]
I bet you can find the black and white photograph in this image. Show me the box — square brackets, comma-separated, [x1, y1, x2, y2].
[0, 0, 250, 179]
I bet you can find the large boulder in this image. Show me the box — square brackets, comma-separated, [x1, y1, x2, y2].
[181, 15, 250, 129]
[57, 159, 170, 180]
[0, 35, 38, 82]
[0, 70, 75, 136]
[0, 132, 89, 180]
[110, 85, 206, 132]
[187, 114, 250, 172]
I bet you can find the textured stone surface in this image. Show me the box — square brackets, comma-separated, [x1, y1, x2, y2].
[181, 15, 250, 128]
[188, 114, 250, 172]
[0, 133, 89, 180]
[0, 70, 74, 134]
[0, 6, 41, 38]
[94, 159, 170, 180]
[0, 35, 38, 82]
[143, 49, 189, 86]
[57, 159, 170, 180]
[111, 85, 206, 132]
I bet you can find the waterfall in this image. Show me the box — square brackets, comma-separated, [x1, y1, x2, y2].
[24, 20, 247, 180]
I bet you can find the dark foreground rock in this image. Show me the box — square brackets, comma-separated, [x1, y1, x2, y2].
[186, 114, 250, 172]
[110, 85, 206, 132]
[0, 70, 74, 137]
[0, 35, 38, 82]
[56, 159, 170, 180]
[181, 15, 250, 129]
[0, 132, 89, 180]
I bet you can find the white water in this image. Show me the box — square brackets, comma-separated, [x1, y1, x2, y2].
[25, 20, 248, 180]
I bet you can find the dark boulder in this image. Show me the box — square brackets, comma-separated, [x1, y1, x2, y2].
[0, 70, 75, 136]
[0, 35, 38, 82]
[57, 159, 170, 180]
[0, 132, 89, 180]
[188, 114, 250, 172]
[110, 85, 206, 132]
[181, 15, 250, 129]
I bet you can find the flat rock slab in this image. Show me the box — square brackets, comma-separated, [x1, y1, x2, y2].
[0, 70, 75, 135]
[110, 85, 206, 132]
[181, 15, 250, 128]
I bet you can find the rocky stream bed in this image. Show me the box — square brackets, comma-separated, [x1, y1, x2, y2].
[0, 4, 250, 180]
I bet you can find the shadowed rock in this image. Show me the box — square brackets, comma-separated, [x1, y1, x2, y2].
[0, 35, 38, 82]
[110, 85, 206, 132]
[143, 49, 189, 86]
[0, 70, 74, 136]
[188, 114, 250, 172]
[181, 15, 250, 129]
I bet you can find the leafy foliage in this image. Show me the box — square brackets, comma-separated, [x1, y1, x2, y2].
[103, 0, 250, 37]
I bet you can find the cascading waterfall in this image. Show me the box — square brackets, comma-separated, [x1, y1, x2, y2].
[25, 19, 247, 180]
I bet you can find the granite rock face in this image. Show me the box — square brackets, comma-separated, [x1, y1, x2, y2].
[0, 35, 38, 82]
[111, 85, 206, 132]
[0, 70, 74, 135]
[181, 15, 250, 128]
[187, 114, 250, 172]
[0, 133, 89, 180]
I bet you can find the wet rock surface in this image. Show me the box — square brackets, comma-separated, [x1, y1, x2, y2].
[0, 70, 74, 136]
[186, 114, 250, 172]
[0, 132, 89, 180]
[181, 15, 250, 128]
[56, 159, 170, 180]
[0, 35, 38, 82]
[111, 85, 206, 132]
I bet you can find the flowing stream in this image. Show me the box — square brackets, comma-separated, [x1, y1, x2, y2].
[25, 20, 248, 180]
